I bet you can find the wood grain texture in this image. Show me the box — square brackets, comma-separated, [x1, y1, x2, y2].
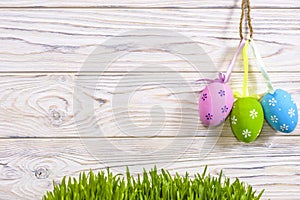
[0, 0, 299, 8]
[0, 73, 299, 138]
[0, 137, 299, 200]
[0, 9, 299, 72]
[0, 0, 299, 199]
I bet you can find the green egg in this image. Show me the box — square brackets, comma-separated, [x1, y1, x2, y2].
[230, 97, 264, 143]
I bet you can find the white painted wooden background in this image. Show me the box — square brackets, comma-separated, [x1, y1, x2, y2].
[0, 0, 299, 199]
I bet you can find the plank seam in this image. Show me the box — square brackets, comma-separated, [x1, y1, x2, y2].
[0, 7, 300, 9]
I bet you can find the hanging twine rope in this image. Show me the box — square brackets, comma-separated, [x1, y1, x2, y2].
[239, 0, 253, 39]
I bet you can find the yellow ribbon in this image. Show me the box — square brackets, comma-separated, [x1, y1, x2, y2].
[234, 39, 264, 100]
[234, 91, 261, 99]
[243, 40, 249, 97]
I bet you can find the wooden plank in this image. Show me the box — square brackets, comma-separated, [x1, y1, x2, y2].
[0, 9, 299, 72]
[0, 0, 299, 8]
[0, 73, 299, 138]
[0, 137, 299, 199]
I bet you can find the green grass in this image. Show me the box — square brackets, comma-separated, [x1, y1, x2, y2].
[43, 166, 264, 200]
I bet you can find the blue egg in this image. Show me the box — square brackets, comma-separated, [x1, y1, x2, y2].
[261, 89, 298, 133]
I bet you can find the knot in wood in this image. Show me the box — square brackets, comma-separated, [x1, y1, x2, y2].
[49, 108, 65, 126]
[51, 110, 61, 120]
[34, 167, 49, 179]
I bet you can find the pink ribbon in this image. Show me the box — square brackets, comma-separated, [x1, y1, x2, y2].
[196, 38, 247, 84]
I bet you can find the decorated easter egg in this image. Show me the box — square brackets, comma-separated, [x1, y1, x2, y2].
[199, 82, 234, 126]
[230, 97, 264, 143]
[261, 89, 298, 133]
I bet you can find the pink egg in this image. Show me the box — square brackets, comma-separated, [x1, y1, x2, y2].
[199, 82, 234, 126]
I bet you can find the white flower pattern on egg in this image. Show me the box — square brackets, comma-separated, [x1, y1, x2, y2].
[270, 115, 278, 123]
[249, 109, 258, 119]
[291, 98, 295, 104]
[261, 89, 298, 133]
[280, 124, 289, 132]
[268, 98, 277, 107]
[242, 129, 251, 138]
[288, 108, 295, 118]
[231, 115, 237, 125]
